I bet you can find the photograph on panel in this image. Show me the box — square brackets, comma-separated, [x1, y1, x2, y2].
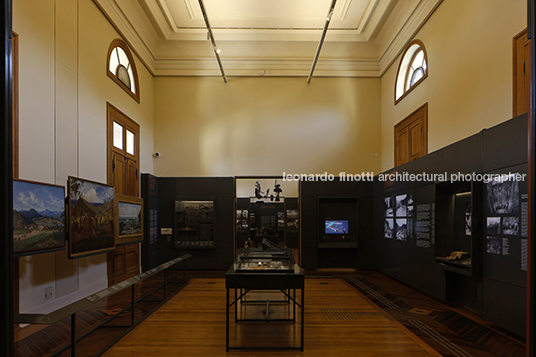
[486, 174, 520, 215]
[384, 218, 394, 239]
[385, 196, 393, 217]
[486, 236, 502, 255]
[465, 202, 471, 235]
[502, 216, 520, 235]
[486, 217, 501, 235]
[395, 193, 413, 217]
[395, 218, 408, 241]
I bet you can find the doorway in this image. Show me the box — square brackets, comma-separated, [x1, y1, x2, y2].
[106, 102, 140, 285]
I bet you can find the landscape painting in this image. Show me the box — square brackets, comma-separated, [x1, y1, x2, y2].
[115, 194, 144, 245]
[68, 176, 115, 258]
[13, 179, 66, 256]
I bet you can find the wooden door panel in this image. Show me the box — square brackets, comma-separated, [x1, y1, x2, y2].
[125, 245, 139, 277]
[514, 29, 531, 116]
[112, 251, 126, 278]
[409, 120, 422, 160]
[127, 159, 138, 197]
[395, 127, 409, 166]
[113, 154, 127, 195]
[394, 103, 427, 167]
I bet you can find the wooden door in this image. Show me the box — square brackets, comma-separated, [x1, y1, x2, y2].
[394, 103, 428, 167]
[513, 29, 531, 116]
[107, 103, 140, 285]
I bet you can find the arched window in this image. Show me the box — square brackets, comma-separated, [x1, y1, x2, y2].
[107, 39, 140, 103]
[395, 40, 428, 104]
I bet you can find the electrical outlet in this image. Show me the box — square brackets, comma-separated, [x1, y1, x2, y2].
[44, 286, 53, 301]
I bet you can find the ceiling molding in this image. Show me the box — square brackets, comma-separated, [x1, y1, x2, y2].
[153, 58, 380, 77]
[378, 0, 443, 76]
[94, 0, 442, 78]
[94, 0, 157, 75]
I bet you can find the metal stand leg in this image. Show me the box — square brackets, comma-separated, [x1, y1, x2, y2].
[71, 312, 76, 357]
[131, 285, 136, 326]
[301, 289, 304, 351]
[234, 289, 238, 322]
[164, 269, 168, 300]
[226, 288, 230, 352]
[293, 289, 296, 322]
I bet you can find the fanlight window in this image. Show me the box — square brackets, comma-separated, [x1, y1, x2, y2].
[107, 39, 140, 103]
[395, 40, 428, 103]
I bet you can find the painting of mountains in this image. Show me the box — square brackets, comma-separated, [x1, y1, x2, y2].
[13, 179, 66, 256]
[115, 194, 144, 245]
[68, 176, 115, 258]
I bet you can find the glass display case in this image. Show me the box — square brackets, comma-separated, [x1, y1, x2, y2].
[234, 248, 295, 273]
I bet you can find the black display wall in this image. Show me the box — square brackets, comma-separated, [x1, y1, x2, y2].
[300, 179, 373, 270]
[141, 175, 235, 271]
[373, 113, 528, 337]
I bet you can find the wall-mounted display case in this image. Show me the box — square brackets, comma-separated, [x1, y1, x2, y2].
[174, 200, 215, 249]
[435, 180, 482, 277]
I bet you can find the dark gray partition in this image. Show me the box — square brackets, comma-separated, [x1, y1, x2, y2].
[442, 132, 483, 175]
[141, 176, 235, 270]
[483, 113, 528, 172]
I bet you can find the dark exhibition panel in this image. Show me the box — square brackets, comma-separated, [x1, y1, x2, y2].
[373, 113, 529, 337]
[141, 175, 235, 271]
[300, 179, 374, 270]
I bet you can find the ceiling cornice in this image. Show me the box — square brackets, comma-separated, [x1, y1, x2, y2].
[153, 58, 380, 77]
[94, 0, 158, 75]
[94, 0, 442, 78]
[378, 0, 443, 76]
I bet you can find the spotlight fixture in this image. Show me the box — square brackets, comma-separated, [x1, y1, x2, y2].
[198, 0, 227, 83]
[308, 0, 337, 83]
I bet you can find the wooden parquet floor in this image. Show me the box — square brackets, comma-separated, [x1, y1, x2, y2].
[102, 278, 436, 357]
[14, 271, 526, 357]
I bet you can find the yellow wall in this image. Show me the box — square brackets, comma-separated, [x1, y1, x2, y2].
[153, 76, 382, 177]
[14, 0, 154, 313]
[380, 0, 527, 171]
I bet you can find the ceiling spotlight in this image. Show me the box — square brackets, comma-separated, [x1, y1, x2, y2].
[326, 10, 334, 21]
[213, 45, 220, 54]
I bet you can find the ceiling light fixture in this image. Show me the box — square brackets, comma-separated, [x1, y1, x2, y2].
[198, 0, 227, 83]
[308, 0, 337, 84]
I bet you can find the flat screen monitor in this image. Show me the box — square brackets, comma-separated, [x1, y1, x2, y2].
[325, 220, 349, 235]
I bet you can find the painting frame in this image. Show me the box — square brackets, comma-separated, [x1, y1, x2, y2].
[114, 194, 144, 245]
[13, 179, 67, 256]
[67, 176, 116, 258]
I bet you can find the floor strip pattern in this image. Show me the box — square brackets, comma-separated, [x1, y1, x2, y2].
[340, 273, 526, 357]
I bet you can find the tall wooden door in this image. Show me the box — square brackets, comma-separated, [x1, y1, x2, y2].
[394, 103, 428, 167]
[107, 103, 140, 285]
[513, 29, 531, 116]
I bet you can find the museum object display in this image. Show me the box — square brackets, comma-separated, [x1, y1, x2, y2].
[174, 200, 215, 248]
[13, 179, 67, 256]
[234, 247, 295, 273]
[225, 247, 305, 351]
[67, 176, 116, 258]
[435, 180, 482, 276]
[114, 194, 144, 245]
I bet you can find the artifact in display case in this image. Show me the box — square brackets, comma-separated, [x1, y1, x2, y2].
[234, 247, 295, 273]
[174, 200, 215, 249]
[435, 180, 482, 276]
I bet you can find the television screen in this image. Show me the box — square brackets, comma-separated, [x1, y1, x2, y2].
[325, 220, 349, 234]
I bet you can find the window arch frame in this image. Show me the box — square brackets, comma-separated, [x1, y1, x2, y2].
[394, 39, 428, 104]
[107, 38, 140, 103]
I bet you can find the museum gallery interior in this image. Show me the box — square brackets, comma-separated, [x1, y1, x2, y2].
[3, 0, 536, 356]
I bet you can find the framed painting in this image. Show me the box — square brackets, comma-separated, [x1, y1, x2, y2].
[13, 179, 66, 256]
[68, 176, 115, 258]
[114, 194, 144, 245]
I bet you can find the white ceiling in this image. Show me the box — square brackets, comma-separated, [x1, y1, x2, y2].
[94, 0, 442, 78]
